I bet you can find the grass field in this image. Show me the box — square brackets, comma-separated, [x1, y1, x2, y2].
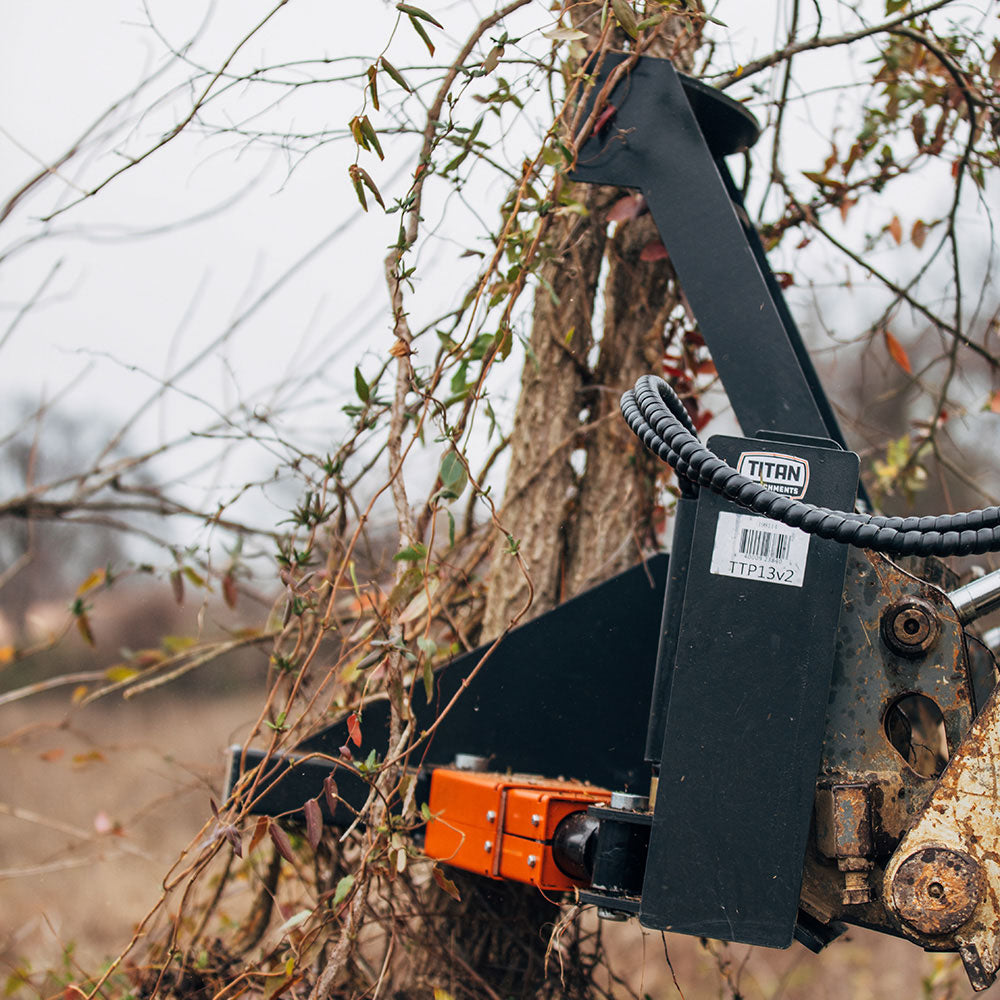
[1, 686, 997, 999]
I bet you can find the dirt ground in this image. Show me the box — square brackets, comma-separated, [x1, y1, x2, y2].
[2, 683, 998, 999]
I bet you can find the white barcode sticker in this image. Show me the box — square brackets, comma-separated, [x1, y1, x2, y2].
[709, 512, 809, 588]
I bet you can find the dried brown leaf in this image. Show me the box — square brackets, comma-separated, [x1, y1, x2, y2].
[884, 329, 912, 374]
[432, 864, 462, 901]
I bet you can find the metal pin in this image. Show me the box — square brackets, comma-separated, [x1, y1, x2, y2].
[531, 813, 541, 827]
[484, 840, 493, 852]
[486, 810, 497, 823]
[527, 855, 537, 868]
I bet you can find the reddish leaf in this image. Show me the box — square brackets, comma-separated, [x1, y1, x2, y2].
[839, 198, 857, 223]
[39, 748, 65, 763]
[222, 573, 238, 610]
[884, 329, 912, 374]
[693, 409, 714, 433]
[347, 712, 362, 748]
[249, 815, 269, 854]
[269, 821, 296, 863]
[695, 359, 717, 376]
[432, 864, 462, 901]
[990, 390, 1000, 414]
[775, 271, 794, 289]
[304, 798, 323, 850]
[888, 215, 903, 245]
[339, 744, 354, 762]
[594, 103, 617, 133]
[323, 774, 340, 815]
[223, 824, 243, 858]
[607, 194, 645, 223]
[639, 241, 669, 262]
[911, 219, 928, 249]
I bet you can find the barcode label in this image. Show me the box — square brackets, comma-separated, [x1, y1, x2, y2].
[710, 512, 809, 588]
[739, 527, 791, 562]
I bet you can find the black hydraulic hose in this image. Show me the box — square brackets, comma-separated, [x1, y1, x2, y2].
[621, 374, 1000, 558]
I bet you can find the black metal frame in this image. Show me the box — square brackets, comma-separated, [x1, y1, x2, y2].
[224, 52, 894, 959]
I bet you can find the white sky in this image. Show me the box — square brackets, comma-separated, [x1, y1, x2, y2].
[1, 0, 995, 546]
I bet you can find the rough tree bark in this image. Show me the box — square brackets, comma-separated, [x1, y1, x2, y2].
[414, 13, 705, 997]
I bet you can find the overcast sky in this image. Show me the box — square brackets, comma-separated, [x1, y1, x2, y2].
[1, 0, 992, 536]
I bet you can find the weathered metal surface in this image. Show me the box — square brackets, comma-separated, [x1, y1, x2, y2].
[891, 847, 983, 935]
[815, 783, 874, 903]
[801, 549, 977, 936]
[883, 679, 1000, 989]
[881, 598, 941, 657]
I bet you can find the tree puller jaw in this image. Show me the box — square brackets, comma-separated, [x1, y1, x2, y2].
[226, 52, 1000, 990]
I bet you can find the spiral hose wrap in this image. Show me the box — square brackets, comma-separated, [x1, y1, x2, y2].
[621, 374, 1000, 557]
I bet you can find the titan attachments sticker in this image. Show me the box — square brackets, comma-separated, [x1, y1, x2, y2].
[709, 512, 810, 588]
[737, 451, 810, 499]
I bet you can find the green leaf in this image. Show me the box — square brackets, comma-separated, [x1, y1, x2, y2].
[354, 366, 370, 403]
[358, 116, 384, 160]
[350, 165, 385, 209]
[611, 0, 638, 38]
[366, 64, 379, 111]
[380, 57, 412, 93]
[277, 909, 312, 935]
[439, 452, 468, 497]
[348, 165, 368, 211]
[332, 874, 355, 905]
[446, 509, 455, 549]
[421, 801, 433, 821]
[396, 3, 443, 28]
[348, 116, 368, 151]
[408, 15, 435, 56]
[393, 542, 428, 562]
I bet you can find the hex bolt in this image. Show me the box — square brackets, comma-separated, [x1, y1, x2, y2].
[484, 840, 493, 853]
[881, 599, 940, 657]
[530, 813, 541, 827]
[486, 810, 497, 823]
[527, 855, 537, 868]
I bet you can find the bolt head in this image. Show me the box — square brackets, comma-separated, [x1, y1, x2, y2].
[882, 599, 940, 657]
[891, 846, 982, 935]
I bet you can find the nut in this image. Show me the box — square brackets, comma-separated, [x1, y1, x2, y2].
[882, 599, 940, 657]
[891, 847, 982, 935]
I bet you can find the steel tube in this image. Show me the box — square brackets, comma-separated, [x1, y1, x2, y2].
[947, 568, 1000, 625]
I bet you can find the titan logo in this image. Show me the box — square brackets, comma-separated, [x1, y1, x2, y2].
[737, 451, 810, 498]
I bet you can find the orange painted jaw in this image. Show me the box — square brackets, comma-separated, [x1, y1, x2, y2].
[423, 768, 610, 891]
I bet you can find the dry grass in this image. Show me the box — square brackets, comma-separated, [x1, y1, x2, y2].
[1, 686, 998, 999]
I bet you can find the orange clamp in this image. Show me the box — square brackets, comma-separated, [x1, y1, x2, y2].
[423, 768, 609, 890]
